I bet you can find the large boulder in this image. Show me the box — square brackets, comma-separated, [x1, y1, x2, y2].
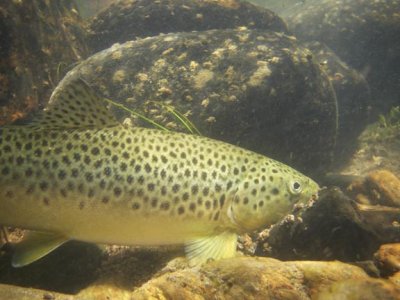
[284, 0, 400, 114]
[0, 0, 88, 125]
[87, 0, 288, 53]
[54, 28, 338, 174]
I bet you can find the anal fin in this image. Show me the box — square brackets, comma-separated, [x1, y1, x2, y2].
[185, 231, 237, 266]
[12, 231, 69, 267]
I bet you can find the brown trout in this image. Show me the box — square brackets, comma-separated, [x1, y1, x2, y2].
[0, 79, 319, 267]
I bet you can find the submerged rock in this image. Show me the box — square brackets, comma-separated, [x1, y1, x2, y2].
[375, 244, 400, 277]
[56, 28, 337, 174]
[0, 0, 88, 125]
[315, 278, 400, 300]
[304, 41, 371, 164]
[257, 187, 400, 261]
[88, 0, 288, 53]
[120, 257, 369, 299]
[348, 169, 400, 207]
[284, 0, 400, 113]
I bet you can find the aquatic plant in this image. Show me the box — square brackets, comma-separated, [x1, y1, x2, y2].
[378, 106, 400, 128]
[104, 98, 201, 135]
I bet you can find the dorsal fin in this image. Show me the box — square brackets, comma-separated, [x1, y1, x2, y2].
[31, 79, 119, 129]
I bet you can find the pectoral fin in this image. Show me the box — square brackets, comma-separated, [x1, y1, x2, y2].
[12, 231, 69, 267]
[185, 231, 237, 266]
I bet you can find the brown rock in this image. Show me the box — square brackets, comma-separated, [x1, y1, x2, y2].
[0, 0, 88, 125]
[348, 169, 400, 207]
[88, 0, 288, 53]
[0, 284, 72, 300]
[367, 170, 400, 207]
[375, 243, 400, 276]
[128, 257, 368, 300]
[315, 278, 400, 300]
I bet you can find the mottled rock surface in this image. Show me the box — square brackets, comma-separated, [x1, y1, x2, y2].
[0, 0, 88, 125]
[375, 244, 400, 277]
[88, 0, 288, 53]
[257, 187, 400, 262]
[304, 41, 371, 164]
[55, 28, 337, 174]
[284, 0, 400, 112]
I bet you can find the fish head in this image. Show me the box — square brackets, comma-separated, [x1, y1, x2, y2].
[228, 165, 319, 232]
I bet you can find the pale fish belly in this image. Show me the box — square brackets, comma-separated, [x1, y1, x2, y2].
[0, 183, 226, 246]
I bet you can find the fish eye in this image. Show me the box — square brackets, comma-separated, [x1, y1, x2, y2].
[289, 180, 302, 194]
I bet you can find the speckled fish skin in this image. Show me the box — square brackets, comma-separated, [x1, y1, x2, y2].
[0, 79, 319, 265]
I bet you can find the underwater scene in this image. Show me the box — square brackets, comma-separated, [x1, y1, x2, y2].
[0, 0, 399, 299]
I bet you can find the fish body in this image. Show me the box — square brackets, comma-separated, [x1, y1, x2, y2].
[0, 80, 319, 266]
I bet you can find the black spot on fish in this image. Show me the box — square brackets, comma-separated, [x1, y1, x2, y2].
[91, 147, 100, 155]
[251, 189, 257, 196]
[160, 169, 166, 179]
[172, 184, 180, 193]
[189, 203, 196, 212]
[58, 170, 67, 180]
[34, 149, 42, 157]
[127, 175, 134, 184]
[272, 169, 278, 173]
[114, 187, 122, 197]
[62, 156, 71, 165]
[85, 172, 94, 182]
[73, 153, 81, 162]
[138, 176, 145, 185]
[104, 167, 112, 176]
[271, 188, 279, 195]
[147, 183, 155, 192]
[219, 195, 225, 207]
[160, 201, 170, 210]
[182, 192, 189, 201]
[259, 201, 264, 207]
[112, 155, 118, 163]
[122, 152, 130, 160]
[39, 181, 48, 191]
[134, 165, 141, 173]
[161, 186, 167, 196]
[43, 197, 50, 206]
[120, 162, 127, 172]
[81, 144, 88, 152]
[94, 160, 103, 169]
[84, 156, 91, 165]
[132, 202, 140, 210]
[191, 185, 199, 195]
[178, 206, 185, 215]
[213, 211, 220, 221]
[144, 163, 152, 173]
[243, 197, 249, 205]
[99, 179, 106, 189]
